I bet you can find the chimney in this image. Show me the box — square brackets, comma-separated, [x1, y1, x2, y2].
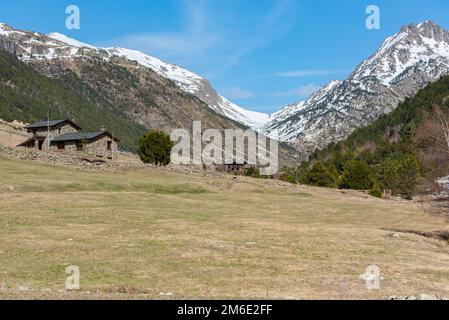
[100, 126, 106, 132]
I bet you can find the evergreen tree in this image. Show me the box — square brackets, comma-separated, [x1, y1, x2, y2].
[304, 162, 336, 188]
[138, 130, 174, 166]
[339, 160, 374, 190]
[378, 159, 400, 191]
[397, 154, 420, 199]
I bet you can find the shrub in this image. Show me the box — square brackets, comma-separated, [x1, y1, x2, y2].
[370, 184, 382, 198]
[339, 160, 374, 190]
[281, 168, 296, 183]
[138, 130, 174, 166]
[246, 166, 261, 179]
[304, 161, 336, 188]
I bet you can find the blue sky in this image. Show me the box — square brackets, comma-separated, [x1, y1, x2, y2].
[1, 0, 449, 113]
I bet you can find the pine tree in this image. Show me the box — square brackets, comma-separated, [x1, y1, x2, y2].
[138, 130, 174, 166]
[339, 160, 374, 190]
[304, 162, 336, 188]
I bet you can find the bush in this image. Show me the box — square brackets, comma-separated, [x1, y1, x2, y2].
[281, 168, 296, 183]
[246, 167, 261, 178]
[304, 161, 336, 188]
[339, 160, 374, 190]
[370, 184, 382, 198]
[138, 130, 174, 166]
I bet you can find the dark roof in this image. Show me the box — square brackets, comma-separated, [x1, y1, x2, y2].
[17, 137, 37, 147]
[51, 131, 120, 143]
[25, 119, 82, 130]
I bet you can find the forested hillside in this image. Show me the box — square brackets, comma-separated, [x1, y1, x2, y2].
[283, 76, 449, 198]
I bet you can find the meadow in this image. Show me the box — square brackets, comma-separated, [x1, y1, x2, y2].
[0, 156, 448, 299]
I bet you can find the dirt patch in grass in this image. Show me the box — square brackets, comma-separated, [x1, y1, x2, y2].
[388, 229, 449, 242]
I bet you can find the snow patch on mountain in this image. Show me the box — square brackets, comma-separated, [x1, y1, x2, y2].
[0, 23, 10, 36]
[47, 32, 95, 49]
[214, 96, 270, 128]
[103, 47, 269, 128]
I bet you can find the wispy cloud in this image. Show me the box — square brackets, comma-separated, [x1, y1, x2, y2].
[98, 0, 297, 78]
[272, 84, 321, 98]
[224, 86, 254, 100]
[276, 69, 346, 77]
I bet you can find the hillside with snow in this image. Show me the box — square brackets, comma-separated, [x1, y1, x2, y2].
[0, 22, 268, 129]
[262, 21, 449, 153]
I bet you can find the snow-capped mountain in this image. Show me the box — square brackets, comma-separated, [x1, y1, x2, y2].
[100, 46, 270, 128]
[263, 21, 449, 152]
[0, 23, 268, 129]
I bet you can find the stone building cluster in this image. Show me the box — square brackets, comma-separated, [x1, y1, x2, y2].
[18, 119, 119, 159]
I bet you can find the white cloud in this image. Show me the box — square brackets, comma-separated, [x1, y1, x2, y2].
[276, 69, 345, 77]
[225, 86, 254, 100]
[272, 84, 321, 98]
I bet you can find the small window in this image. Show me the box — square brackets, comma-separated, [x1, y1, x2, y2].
[76, 142, 83, 151]
[107, 141, 112, 151]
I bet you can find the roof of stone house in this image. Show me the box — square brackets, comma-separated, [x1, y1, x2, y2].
[50, 131, 120, 143]
[25, 119, 82, 130]
[17, 137, 37, 147]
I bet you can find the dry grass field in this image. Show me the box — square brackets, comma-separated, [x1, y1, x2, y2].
[0, 155, 448, 300]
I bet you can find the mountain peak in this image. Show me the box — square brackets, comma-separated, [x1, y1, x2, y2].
[349, 21, 449, 86]
[399, 20, 448, 40]
[0, 22, 11, 36]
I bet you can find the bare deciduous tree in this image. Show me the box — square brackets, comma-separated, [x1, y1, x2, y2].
[435, 106, 449, 154]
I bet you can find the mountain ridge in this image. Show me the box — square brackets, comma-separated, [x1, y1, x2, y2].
[263, 21, 449, 155]
[0, 22, 269, 129]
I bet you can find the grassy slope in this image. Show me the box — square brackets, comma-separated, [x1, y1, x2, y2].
[0, 49, 147, 151]
[0, 156, 448, 299]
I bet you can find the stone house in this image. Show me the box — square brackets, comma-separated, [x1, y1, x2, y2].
[17, 119, 119, 159]
[216, 161, 250, 175]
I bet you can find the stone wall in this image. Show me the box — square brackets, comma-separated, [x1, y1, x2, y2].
[47, 135, 118, 159]
[83, 135, 118, 159]
[0, 145, 142, 171]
